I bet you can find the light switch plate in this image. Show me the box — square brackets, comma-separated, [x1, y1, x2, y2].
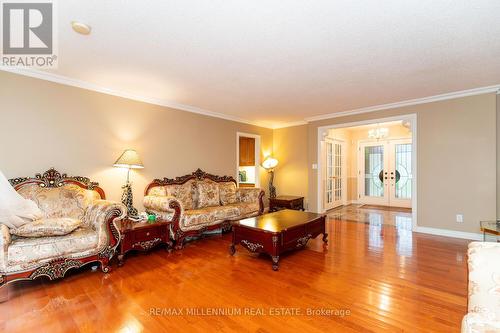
[456, 214, 463, 223]
[312, 163, 318, 169]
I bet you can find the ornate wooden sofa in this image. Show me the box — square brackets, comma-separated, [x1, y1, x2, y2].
[143, 169, 265, 249]
[0, 168, 126, 288]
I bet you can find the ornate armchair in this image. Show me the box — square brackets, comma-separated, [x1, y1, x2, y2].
[144, 169, 265, 249]
[0, 168, 126, 288]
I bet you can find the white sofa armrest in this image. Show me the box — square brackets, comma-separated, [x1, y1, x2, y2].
[0, 224, 11, 272]
[84, 200, 126, 250]
[462, 241, 500, 332]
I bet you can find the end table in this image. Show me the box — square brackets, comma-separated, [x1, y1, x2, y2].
[269, 195, 305, 212]
[116, 218, 173, 266]
[480, 220, 500, 242]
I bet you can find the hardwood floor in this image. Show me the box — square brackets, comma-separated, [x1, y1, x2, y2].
[0, 214, 469, 333]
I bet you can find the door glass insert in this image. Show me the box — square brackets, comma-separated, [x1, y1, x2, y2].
[394, 143, 412, 199]
[334, 143, 342, 201]
[326, 142, 333, 204]
[364, 145, 384, 197]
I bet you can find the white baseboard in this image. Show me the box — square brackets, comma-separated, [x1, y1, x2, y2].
[414, 226, 482, 241]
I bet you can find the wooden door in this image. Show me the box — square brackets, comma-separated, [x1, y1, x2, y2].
[239, 137, 256, 166]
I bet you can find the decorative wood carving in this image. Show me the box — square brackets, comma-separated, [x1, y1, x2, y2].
[241, 240, 264, 252]
[9, 168, 105, 198]
[145, 168, 237, 195]
[0, 170, 123, 288]
[133, 238, 162, 251]
[30, 259, 83, 280]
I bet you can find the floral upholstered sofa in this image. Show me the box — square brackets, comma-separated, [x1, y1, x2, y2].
[0, 169, 126, 287]
[462, 241, 500, 333]
[143, 169, 264, 249]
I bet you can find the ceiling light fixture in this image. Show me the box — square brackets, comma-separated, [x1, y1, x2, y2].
[368, 127, 389, 140]
[71, 21, 91, 35]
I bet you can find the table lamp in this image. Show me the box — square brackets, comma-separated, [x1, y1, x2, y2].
[113, 149, 144, 219]
[262, 156, 278, 198]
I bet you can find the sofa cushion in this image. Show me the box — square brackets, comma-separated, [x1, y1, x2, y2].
[196, 180, 220, 208]
[165, 180, 195, 210]
[226, 202, 260, 216]
[219, 182, 237, 205]
[148, 186, 167, 196]
[10, 218, 82, 237]
[17, 183, 100, 220]
[7, 227, 98, 272]
[182, 205, 240, 229]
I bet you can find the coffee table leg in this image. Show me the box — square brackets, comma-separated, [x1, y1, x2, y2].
[322, 233, 328, 244]
[272, 256, 279, 271]
[117, 254, 125, 267]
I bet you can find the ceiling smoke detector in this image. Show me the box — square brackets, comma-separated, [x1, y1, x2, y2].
[71, 21, 91, 35]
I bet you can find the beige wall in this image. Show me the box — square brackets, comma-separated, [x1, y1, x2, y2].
[304, 94, 497, 233]
[497, 93, 500, 217]
[273, 125, 309, 206]
[0, 71, 273, 210]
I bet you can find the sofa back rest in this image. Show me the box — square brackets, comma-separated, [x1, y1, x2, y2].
[10, 168, 104, 220]
[145, 168, 237, 210]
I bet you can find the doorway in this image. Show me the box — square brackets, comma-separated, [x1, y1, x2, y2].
[317, 115, 417, 229]
[359, 138, 412, 208]
[236, 132, 261, 188]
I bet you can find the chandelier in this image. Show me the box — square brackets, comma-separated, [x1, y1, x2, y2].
[368, 127, 389, 140]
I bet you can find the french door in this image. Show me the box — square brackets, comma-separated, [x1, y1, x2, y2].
[359, 139, 412, 208]
[324, 138, 346, 210]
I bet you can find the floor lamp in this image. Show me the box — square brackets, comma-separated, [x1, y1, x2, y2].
[262, 156, 279, 199]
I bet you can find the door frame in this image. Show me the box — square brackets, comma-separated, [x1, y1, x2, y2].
[236, 132, 261, 188]
[324, 137, 347, 210]
[316, 114, 417, 231]
[357, 137, 412, 208]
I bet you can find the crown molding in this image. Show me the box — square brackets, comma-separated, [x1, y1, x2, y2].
[0, 66, 275, 129]
[271, 120, 309, 129]
[305, 84, 500, 123]
[2, 66, 498, 130]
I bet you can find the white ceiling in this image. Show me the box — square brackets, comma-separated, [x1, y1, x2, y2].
[9, 1, 500, 128]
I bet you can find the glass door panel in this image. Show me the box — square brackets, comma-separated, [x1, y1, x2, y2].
[394, 143, 412, 199]
[364, 145, 384, 198]
[324, 139, 345, 210]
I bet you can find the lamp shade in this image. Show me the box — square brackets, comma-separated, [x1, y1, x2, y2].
[262, 156, 278, 170]
[113, 149, 144, 169]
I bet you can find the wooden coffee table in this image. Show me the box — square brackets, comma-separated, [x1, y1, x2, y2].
[229, 209, 327, 270]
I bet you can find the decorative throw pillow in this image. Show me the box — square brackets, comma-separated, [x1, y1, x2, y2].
[196, 180, 220, 208]
[165, 181, 195, 210]
[10, 218, 82, 237]
[219, 182, 237, 205]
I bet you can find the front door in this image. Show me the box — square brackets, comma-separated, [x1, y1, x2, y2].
[359, 139, 412, 208]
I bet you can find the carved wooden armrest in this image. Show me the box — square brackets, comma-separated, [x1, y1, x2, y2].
[0, 224, 11, 272]
[84, 200, 126, 250]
